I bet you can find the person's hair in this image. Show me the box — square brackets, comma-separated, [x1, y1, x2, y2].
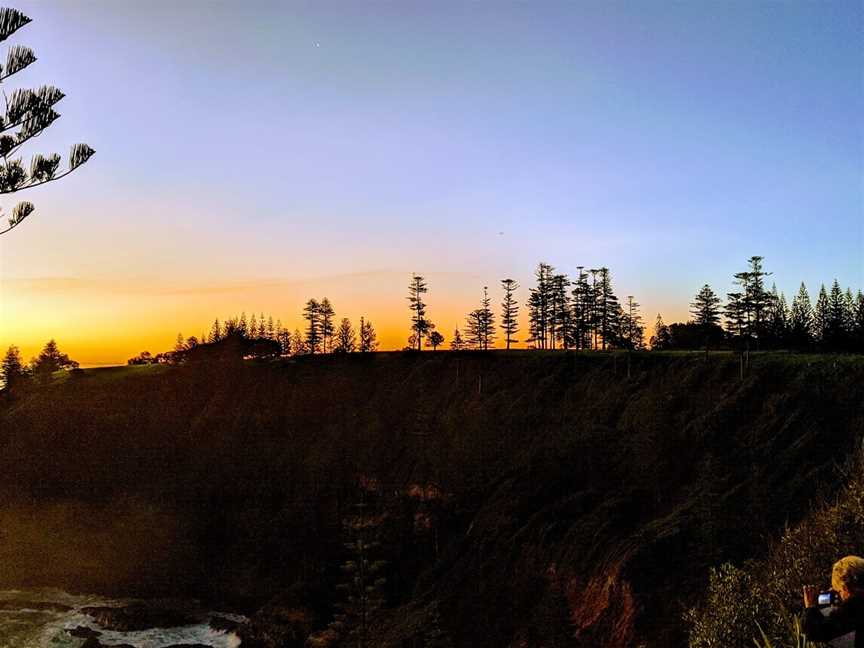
[832, 556, 864, 595]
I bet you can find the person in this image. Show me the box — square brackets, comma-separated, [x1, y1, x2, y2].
[802, 555, 864, 647]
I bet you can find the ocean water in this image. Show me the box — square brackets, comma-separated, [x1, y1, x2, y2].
[0, 589, 243, 648]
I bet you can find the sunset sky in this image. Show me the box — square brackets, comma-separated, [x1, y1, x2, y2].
[0, 0, 861, 364]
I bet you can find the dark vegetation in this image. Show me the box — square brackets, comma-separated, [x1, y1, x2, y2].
[686, 455, 864, 647]
[1, 351, 863, 647]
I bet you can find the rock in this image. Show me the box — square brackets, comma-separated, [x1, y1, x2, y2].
[210, 614, 241, 632]
[80, 639, 135, 648]
[81, 602, 202, 631]
[235, 606, 315, 648]
[67, 626, 102, 639]
[0, 600, 73, 612]
[163, 645, 213, 648]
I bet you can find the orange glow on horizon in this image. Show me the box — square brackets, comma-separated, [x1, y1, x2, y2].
[1, 273, 691, 365]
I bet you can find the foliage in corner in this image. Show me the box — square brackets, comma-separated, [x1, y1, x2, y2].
[0, 7, 94, 236]
[685, 454, 864, 648]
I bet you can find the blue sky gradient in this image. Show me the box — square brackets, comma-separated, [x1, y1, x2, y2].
[0, 0, 861, 360]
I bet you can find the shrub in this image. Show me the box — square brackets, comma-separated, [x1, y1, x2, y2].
[685, 456, 864, 647]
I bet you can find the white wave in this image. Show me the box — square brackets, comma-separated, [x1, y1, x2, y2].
[0, 589, 243, 648]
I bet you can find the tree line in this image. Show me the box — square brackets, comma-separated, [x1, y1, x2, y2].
[127, 303, 380, 366]
[405, 256, 863, 354]
[407, 263, 646, 352]
[652, 256, 864, 353]
[0, 339, 79, 389]
[3, 255, 863, 388]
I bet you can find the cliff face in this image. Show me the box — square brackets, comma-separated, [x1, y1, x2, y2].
[0, 352, 862, 647]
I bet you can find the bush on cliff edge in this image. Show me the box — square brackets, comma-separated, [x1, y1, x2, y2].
[685, 448, 864, 647]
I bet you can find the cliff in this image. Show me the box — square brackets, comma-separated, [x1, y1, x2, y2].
[1, 351, 861, 646]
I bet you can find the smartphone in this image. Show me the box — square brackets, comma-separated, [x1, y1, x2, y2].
[818, 591, 839, 607]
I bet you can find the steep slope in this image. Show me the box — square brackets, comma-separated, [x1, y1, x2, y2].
[0, 352, 861, 646]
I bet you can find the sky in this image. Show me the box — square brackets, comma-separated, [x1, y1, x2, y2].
[0, 0, 861, 364]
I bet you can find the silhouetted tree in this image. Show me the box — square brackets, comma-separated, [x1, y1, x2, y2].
[30, 339, 77, 381]
[267, 315, 275, 340]
[450, 327, 465, 351]
[621, 295, 644, 350]
[465, 309, 484, 350]
[0, 8, 94, 237]
[291, 328, 305, 355]
[407, 274, 431, 351]
[527, 263, 553, 349]
[127, 351, 155, 365]
[690, 284, 722, 354]
[731, 256, 772, 349]
[844, 288, 857, 336]
[238, 312, 248, 338]
[330, 499, 388, 648]
[209, 318, 223, 343]
[650, 314, 671, 350]
[249, 313, 258, 339]
[596, 268, 619, 350]
[825, 279, 849, 349]
[358, 317, 378, 353]
[571, 267, 592, 350]
[813, 285, 830, 347]
[1, 345, 26, 388]
[500, 278, 519, 349]
[304, 299, 321, 353]
[223, 316, 238, 337]
[724, 291, 746, 342]
[691, 284, 723, 328]
[320, 298, 336, 353]
[789, 282, 813, 348]
[550, 273, 571, 349]
[765, 284, 789, 349]
[276, 324, 291, 356]
[427, 330, 444, 350]
[334, 318, 356, 353]
[480, 286, 495, 350]
[174, 333, 185, 353]
[588, 268, 600, 349]
[854, 291, 864, 352]
[466, 287, 495, 350]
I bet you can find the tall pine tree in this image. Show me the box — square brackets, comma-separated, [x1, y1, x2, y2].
[407, 275, 431, 351]
[500, 278, 519, 350]
[527, 263, 553, 349]
[571, 267, 592, 350]
[650, 314, 671, 350]
[691, 284, 722, 354]
[812, 285, 830, 347]
[358, 317, 378, 353]
[1, 345, 26, 389]
[320, 298, 336, 353]
[334, 317, 356, 353]
[303, 299, 321, 354]
[596, 268, 619, 350]
[789, 282, 813, 348]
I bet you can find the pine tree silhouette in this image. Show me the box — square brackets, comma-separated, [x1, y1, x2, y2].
[500, 278, 519, 350]
[0, 8, 94, 237]
[789, 283, 813, 348]
[407, 275, 431, 351]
